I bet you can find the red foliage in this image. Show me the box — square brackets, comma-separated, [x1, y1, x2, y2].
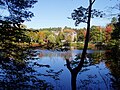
[105, 25, 113, 33]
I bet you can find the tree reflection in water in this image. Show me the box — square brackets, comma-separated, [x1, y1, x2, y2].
[0, 48, 120, 90]
[0, 21, 63, 89]
[0, 53, 51, 89]
[105, 48, 120, 90]
[65, 51, 113, 90]
[65, 54, 82, 90]
[0, 49, 64, 89]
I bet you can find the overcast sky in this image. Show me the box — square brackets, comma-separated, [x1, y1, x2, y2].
[23, 0, 119, 29]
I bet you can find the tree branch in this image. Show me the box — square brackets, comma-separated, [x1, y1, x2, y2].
[91, 0, 96, 5]
[65, 58, 72, 72]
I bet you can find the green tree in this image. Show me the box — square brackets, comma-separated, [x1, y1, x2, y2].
[55, 31, 65, 46]
[58, 31, 65, 40]
[77, 28, 86, 42]
[90, 26, 105, 43]
[0, 0, 37, 23]
[66, 35, 72, 42]
[42, 30, 52, 38]
[111, 16, 120, 40]
[0, 21, 29, 61]
[111, 17, 117, 24]
[37, 31, 46, 44]
[0, 0, 37, 61]
[111, 16, 120, 49]
[47, 34, 56, 44]
[25, 30, 37, 43]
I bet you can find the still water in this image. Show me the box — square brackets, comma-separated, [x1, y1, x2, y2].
[0, 49, 119, 90]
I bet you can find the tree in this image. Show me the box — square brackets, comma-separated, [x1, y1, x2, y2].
[67, 0, 104, 90]
[58, 31, 65, 40]
[56, 31, 65, 46]
[71, 0, 103, 64]
[37, 31, 46, 44]
[47, 34, 56, 44]
[0, 21, 30, 62]
[0, 0, 37, 61]
[77, 28, 86, 42]
[90, 25, 105, 43]
[66, 34, 72, 42]
[111, 16, 120, 51]
[105, 17, 120, 88]
[105, 24, 114, 43]
[111, 16, 120, 40]
[111, 17, 117, 24]
[0, 0, 37, 23]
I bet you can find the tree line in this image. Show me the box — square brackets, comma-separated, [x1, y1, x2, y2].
[21, 18, 115, 49]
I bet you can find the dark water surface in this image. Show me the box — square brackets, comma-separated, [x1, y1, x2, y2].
[0, 49, 119, 90]
[26, 49, 112, 90]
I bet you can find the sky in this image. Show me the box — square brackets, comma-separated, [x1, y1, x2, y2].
[23, 0, 119, 29]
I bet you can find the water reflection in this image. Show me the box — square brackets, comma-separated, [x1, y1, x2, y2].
[0, 49, 120, 90]
[0, 56, 54, 89]
[27, 49, 112, 90]
[105, 61, 120, 90]
[64, 50, 110, 90]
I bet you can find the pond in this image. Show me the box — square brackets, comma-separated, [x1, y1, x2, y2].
[0, 49, 120, 90]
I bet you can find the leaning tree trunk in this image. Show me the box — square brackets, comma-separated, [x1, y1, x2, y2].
[77, 0, 93, 68]
[66, 0, 95, 90]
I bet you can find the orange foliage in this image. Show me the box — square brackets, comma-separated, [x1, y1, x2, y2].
[38, 31, 46, 39]
[64, 29, 75, 33]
